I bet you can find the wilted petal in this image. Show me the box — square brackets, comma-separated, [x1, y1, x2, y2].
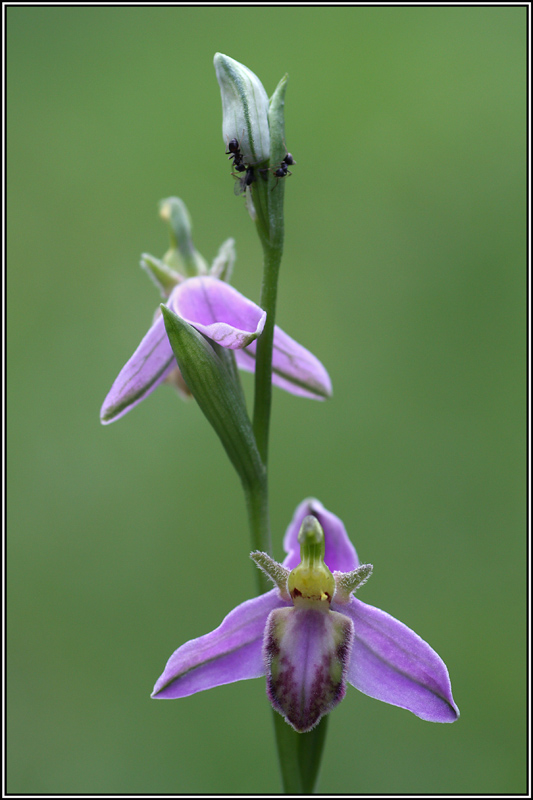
[100, 313, 175, 424]
[283, 498, 359, 573]
[170, 276, 266, 349]
[152, 589, 287, 699]
[234, 325, 332, 400]
[264, 606, 354, 732]
[341, 597, 459, 723]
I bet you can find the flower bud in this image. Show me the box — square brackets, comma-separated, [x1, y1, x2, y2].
[214, 53, 270, 165]
[159, 197, 208, 277]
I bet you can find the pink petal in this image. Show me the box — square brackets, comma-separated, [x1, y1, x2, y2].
[234, 325, 332, 400]
[152, 589, 287, 699]
[170, 276, 266, 349]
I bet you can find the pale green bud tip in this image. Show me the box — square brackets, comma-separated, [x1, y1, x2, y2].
[159, 197, 193, 249]
[158, 197, 207, 277]
[214, 52, 270, 165]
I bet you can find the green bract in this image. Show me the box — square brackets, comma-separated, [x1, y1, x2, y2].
[161, 305, 265, 490]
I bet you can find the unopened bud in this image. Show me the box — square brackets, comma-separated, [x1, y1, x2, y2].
[159, 197, 208, 277]
[214, 53, 270, 166]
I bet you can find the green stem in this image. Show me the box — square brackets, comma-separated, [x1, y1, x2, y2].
[243, 74, 328, 793]
[271, 713, 329, 794]
[252, 241, 282, 465]
[243, 476, 271, 595]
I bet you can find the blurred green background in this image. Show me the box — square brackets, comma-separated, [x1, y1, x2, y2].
[7, 6, 526, 794]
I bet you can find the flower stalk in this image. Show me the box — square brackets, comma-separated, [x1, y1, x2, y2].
[251, 75, 288, 466]
[245, 73, 332, 793]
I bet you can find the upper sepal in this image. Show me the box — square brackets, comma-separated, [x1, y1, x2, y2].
[283, 499, 359, 572]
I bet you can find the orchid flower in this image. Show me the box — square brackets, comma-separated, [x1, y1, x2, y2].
[100, 243, 332, 425]
[152, 499, 459, 733]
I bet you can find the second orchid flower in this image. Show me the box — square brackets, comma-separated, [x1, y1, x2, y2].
[101, 200, 331, 425]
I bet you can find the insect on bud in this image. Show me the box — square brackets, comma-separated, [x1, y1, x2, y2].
[214, 53, 270, 166]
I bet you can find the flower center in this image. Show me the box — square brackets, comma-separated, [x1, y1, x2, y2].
[287, 515, 335, 608]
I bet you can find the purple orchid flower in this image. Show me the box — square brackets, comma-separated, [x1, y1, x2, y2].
[152, 499, 459, 732]
[100, 275, 332, 424]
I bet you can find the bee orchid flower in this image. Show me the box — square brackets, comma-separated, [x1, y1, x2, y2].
[152, 499, 459, 733]
[101, 261, 332, 425]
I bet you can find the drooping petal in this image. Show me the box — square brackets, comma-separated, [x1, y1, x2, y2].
[264, 606, 354, 732]
[234, 326, 332, 400]
[283, 499, 359, 573]
[170, 276, 266, 350]
[340, 596, 459, 723]
[100, 313, 175, 424]
[152, 589, 288, 699]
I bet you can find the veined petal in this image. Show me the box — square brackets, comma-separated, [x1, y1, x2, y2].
[100, 313, 175, 424]
[283, 499, 359, 573]
[170, 276, 266, 350]
[264, 606, 354, 732]
[234, 325, 332, 400]
[152, 589, 287, 699]
[340, 597, 459, 723]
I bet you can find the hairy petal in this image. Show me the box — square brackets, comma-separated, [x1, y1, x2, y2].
[264, 607, 354, 732]
[152, 590, 288, 699]
[341, 597, 459, 723]
[100, 313, 175, 424]
[283, 498, 359, 573]
[234, 326, 332, 400]
[170, 276, 266, 349]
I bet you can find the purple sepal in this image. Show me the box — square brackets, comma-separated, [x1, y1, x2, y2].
[100, 313, 176, 424]
[234, 325, 332, 400]
[282, 498, 359, 573]
[264, 606, 354, 732]
[339, 596, 460, 723]
[152, 589, 287, 699]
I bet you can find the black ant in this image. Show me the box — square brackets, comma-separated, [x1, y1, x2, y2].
[226, 137, 246, 173]
[271, 152, 296, 189]
[233, 165, 256, 195]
